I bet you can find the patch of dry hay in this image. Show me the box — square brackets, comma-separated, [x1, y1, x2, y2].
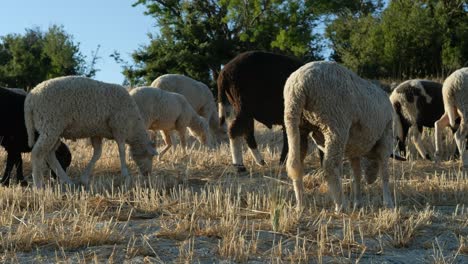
[0, 124, 466, 263]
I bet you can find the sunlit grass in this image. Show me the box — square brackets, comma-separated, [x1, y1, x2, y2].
[0, 124, 466, 263]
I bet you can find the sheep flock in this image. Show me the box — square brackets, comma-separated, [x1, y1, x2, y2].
[0, 56, 466, 208]
[1, 52, 468, 262]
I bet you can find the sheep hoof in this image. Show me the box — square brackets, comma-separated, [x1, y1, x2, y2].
[233, 164, 246, 173]
[0, 179, 9, 187]
[19, 180, 29, 187]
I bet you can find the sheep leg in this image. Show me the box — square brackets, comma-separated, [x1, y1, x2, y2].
[398, 140, 407, 158]
[454, 112, 468, 167]
[300, 127, 310, 163]
[289, 127, 311, 210]
[14, 154, 28, 186]
[410, 126, 430, 160]
[80, 137, 102, 188]
[31, 134, 59, 188]
[56, 142, 72, 175]
[228, 111, 249, 171]
[177, 129, 187, 150]
[279, 126, 288, 165]
[371, 125, 394, 208]
[323, 134, 347, 213]
[229, 137, 245, 171]
[244, 119, 265, 166]
[158, 130, 173, 160]
[1, 151, 18, 186]
[116, 140, 132, 188]
[176, 128, 188, 155]
[350, 158, 362, 210]
[46, 150, 74, 186]
[246, 136, 265, 166]
[434, 113, 450, 161]
[380, 159, 394, 208]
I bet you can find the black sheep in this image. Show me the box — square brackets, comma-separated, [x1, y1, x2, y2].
[390, 79, 461, 160]
[217, 51, 306, 171]
[0, 87, 72, 186]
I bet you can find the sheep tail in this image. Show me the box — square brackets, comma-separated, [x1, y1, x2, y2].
[24, 96, 36, 148]
[284, 82, 306, 181]
[217, 71, 229, 127]
[443, 74, 461, 128]
[218, 101, 227, 127]
[445, 96, 458, 128]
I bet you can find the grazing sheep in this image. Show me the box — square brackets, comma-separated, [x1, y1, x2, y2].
[390, 79, 450, 160]
[284, 61, 394, 211]
[24, 76, 157, 188]
[434, 68, 468, 166]
[217, 51, 304, 171]
[151, 74, 227, 142]
[0, 87, 71, 186]
[129, 87, 212, 159]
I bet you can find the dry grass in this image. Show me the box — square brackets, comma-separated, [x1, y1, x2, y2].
[0, 124, 467, 263]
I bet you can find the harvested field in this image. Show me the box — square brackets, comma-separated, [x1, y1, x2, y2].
[0, 124, 467, 263]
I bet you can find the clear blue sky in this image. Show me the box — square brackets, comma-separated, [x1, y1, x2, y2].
[0, 0, 155, 84]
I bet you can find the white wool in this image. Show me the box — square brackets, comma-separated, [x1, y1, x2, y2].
[24, 76, 156, 188]
[443, 68, 468, 127]
[436, 68, 468, 166]
[129, 86, 212, 158]
[151, 74, 227, 141]
[284, 61, 394, 211]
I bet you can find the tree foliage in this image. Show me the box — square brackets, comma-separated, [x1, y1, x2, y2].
[118, 0, 466, 85]
[326, 0, 468, 79]
[0, 25, 96, 89]
[123, 0, 325, 88]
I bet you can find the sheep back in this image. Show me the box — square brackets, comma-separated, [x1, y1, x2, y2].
[151, 74, 215, 114]
[285, 61, 392, 157]
[218, 51, 303, 127]
[25, 76, 146, 141]
[129, 86, 196, 131]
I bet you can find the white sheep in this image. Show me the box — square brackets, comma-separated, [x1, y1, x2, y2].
[284, 61, 394, 212]
[24, 76, 157, 188]
[434, 67, 468, 166]
[151, 74, 227, 142]
[129, 86, 212, 159]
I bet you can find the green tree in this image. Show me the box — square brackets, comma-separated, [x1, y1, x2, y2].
[432, 0, 468, 74]
[0, 25, 97, 90]
[326, 0, 468, 79]
[121, 0, 324, 88]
